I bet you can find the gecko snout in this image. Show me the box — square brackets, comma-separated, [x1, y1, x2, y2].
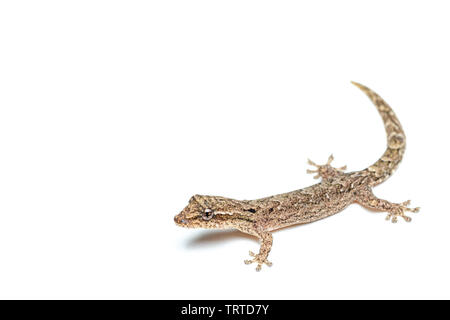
[174, 214, 188, 226]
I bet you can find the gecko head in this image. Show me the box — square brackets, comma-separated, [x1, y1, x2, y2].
[174, 194, 251, 229]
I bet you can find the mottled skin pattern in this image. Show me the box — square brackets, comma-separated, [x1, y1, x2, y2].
[174, 82, 420, 271]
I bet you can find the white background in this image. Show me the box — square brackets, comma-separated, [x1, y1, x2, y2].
[0, 1, 449, 299]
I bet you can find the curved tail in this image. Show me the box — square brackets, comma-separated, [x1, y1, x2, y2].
[351, 82, 406, 186]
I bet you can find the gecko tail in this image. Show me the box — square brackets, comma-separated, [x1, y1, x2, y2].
[351, 81, 406, 186]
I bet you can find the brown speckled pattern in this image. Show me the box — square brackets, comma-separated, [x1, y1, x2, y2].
[174, 82, 420, 271]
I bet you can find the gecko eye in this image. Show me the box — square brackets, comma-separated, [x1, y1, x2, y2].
[202, 208, 214, 221]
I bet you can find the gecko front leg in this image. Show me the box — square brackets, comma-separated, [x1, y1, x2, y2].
[244, 231, 273, 271]
[355, 188, 420, 223]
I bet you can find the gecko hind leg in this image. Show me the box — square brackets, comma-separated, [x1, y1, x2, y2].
[307, 154, 347, 179]
[244, 232, 273, 271]
[356, 188, 420, 223]
[385, 200, 420, 223]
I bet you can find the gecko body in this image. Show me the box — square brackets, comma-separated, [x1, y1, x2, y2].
[174, 82, 419, 271]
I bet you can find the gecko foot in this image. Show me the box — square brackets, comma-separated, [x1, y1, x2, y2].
[385, 200, 420, 223]
[244, 251, 272, 272]
[307, 154, 347, 179]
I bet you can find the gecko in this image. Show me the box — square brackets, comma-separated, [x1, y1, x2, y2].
[174, 82, 420, 271]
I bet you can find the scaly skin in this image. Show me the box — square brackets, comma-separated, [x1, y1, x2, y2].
[174, 82, 420, 271]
